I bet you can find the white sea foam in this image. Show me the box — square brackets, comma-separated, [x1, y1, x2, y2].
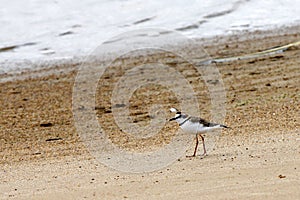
[0, 0, 300, 74]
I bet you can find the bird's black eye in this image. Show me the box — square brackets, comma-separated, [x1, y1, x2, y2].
[177, 111, 181, 114]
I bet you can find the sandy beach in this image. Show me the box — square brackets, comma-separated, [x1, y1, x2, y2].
[1, 27, 300, 199]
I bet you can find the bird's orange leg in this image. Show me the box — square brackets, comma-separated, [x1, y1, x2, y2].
[186, 134, 199, 157]
[199, 134, 207, 156]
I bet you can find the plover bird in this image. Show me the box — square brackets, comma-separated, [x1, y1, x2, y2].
[169, 108, 229, 157]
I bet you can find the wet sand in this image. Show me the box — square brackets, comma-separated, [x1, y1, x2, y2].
[1, 27, 300, 199]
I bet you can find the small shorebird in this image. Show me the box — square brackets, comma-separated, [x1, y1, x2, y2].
[169, 108, 229, 157]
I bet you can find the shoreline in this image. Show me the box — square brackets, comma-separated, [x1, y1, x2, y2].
[1, 26, 299, 199]
[1, 23, 300, 83]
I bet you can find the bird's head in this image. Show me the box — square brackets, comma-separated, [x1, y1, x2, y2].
[169, 107, 182, 121]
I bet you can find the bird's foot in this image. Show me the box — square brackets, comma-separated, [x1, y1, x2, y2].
[186, 154, 196, 158]
[186, 152, 207, 158]
[198, 152, 207, 159]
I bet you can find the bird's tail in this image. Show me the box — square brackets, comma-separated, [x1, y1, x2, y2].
[220, 124, 230, 129]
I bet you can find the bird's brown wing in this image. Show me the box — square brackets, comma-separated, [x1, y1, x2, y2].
[189, 117, 222, 127]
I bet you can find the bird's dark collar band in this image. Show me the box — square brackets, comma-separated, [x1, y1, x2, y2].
[179, 117, 190, 126]
[169, 114, 181, 121]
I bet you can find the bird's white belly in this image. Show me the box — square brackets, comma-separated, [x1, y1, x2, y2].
[180, 121, 203, 134]
[180, 121, 222, 134]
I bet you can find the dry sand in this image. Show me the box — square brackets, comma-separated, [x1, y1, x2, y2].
[0, 27, 300, 199]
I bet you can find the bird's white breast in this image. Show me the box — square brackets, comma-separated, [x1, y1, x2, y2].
[180, 120, 223, 134]
[180, 120, 204, 134]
